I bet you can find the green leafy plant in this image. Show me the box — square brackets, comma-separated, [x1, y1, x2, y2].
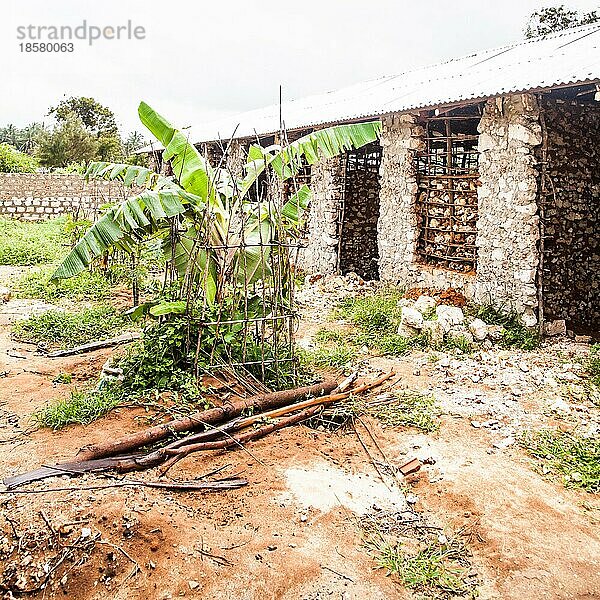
[520, 429, 600, 493]
[0, 143, 38, 173]
[372, 537, 477, 598]
[33, 385, 122, 429]
[336, 288, 404, 333]
[12, 306, 130, 349]
[0, 217, 68, 265]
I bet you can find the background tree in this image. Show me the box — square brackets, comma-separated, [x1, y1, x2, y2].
[0, 123, 46, 153]
[525, 4, 599, 38]
[36, 113, 99, 168]
[49, 96, 124, 162]
[0, 143, 38, 173]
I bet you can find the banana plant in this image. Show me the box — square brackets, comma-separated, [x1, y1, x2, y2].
[51, 102, 381, 311]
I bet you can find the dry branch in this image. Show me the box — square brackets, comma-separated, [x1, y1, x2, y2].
[45, 332, 142, 357]
[3, 373, 394, 489]
[77, 380, 338, 462]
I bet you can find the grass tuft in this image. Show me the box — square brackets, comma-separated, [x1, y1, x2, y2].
[0, 217, 68, 266]
[373, 537, 477, 598]
[336, 287, 404, 333]
[33, 386, 121, 429]
[14, 265, 112, 302]
[12, 305, 130, 349]
[520, 429, 600, 493]
[586, 344, 600, 389]
[369, 391, 439, 432]
[472, 304, 539, 350]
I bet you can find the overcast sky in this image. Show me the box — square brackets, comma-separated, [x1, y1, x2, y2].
[2, 0, 599, 136]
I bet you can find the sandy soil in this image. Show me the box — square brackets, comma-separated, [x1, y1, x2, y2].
[1, 291, 599, 599]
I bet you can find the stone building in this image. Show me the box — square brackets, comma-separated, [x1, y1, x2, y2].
[146, 24, 600, 334]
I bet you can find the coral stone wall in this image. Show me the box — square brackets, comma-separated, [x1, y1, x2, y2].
[0, 173, 127, 221]
[339, 143, 382, 280]
[377, 113, 476, 296]
[475, 94, 542, 325]
[539, 97, 600, 331]
[297, 156, 345, 274]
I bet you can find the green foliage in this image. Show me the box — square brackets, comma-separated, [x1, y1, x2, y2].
[472, 304, 539, 350]
[586, 344, 600, 388]
[0, 217, 67, 265]
[12, 306, 129, 349]
[0, 143, 38, 173]
[14, 265, 111, 301]
[368, 391, 439, 432]
[115, 317, 298, 397]
[525, 5, 599, 38]
[442, 334, 475, 354]
[520, 429, 600, 493]
[49, 96, 118, 135]
[373, 537, 477, 598]
[336, 288, 404, 333]
[33, 385, 122, 429]
[299, 342, 357, 369]
[0, 122, 45, 153]
[36, 113, 100, 167]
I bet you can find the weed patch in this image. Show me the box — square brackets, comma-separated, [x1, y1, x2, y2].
[336, 287, 404, 333]
[12, 306, 129, 349]
[472, 304, 539, 350]
[0, 217, 68, 266]
[520, 429, 600, 493]
[586, 344, 600, 389]
[14, 265, 112, 302]
[33, 386, 121, 429]
[362, 511, 478, 599]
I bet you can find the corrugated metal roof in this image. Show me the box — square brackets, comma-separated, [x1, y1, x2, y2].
[145, 23, 600, 149]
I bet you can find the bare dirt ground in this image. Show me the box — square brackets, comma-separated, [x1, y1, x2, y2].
[1, 280, 599, 599]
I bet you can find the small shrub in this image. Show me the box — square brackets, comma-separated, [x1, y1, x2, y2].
[0, 217, 68, 265]
[33, 386, 121, 429]
[442, 334, 474, 354]
[0, 143, 38, 173]
[12, 306, 129, 348]
[299, 344, 357, 369]
[52, 372, 72, 384]
[15, 266, 111, 302]
[520, 429, 600, 493]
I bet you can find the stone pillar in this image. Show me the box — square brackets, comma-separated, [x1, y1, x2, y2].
[225, 140, 245, 179]
[475, 94, 542, 325]
[377, 113, 424, 282]
[298, 155, 345, 274]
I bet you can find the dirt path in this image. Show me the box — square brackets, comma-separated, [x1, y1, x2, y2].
[1, 293, 599, 599]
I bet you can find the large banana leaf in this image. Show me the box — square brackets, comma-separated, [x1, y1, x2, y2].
[138, 102, 217, 204]
[167, 229, 218, 305]
[239, 121, 381, 196]
[51, 188, 199, 280]
[85, 161, 173, 190]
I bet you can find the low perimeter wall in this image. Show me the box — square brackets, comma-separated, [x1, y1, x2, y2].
[0, 173, 128, 221]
